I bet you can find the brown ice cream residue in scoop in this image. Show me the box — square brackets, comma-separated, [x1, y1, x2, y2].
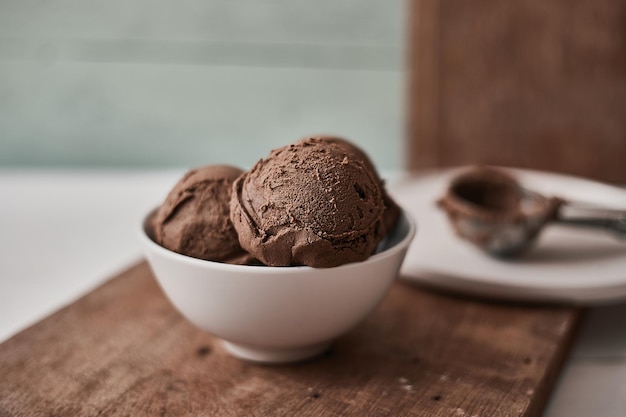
[230, 137, 387, 267]
[439, 167, 524, 221]
[438, 167, 563, 256]
[152, 165, 257, 265]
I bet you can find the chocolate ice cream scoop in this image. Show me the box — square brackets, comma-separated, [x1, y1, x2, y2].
[152, 165, 256, 265]
[230, 138, 386, 268]
[438, 167, 626, 257]
[437, 167, 563, 257]
[313, 136, 400, 237]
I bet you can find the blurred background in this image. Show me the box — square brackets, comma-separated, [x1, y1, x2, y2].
[0, 0, 405, 171]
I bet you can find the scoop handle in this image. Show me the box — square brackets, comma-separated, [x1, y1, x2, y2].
[556, 203, 626, 240]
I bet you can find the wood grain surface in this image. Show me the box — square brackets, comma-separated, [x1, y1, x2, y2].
[408, 0, 626, 183]
[0, 262, 580, 417]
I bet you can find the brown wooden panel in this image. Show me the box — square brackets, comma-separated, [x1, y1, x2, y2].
[0, 262, 580, 416]
[408, 0, 626, 183]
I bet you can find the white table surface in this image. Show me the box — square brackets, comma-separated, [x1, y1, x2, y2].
[1, 170, 625, 417]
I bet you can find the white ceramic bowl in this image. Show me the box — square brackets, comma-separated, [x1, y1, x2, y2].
[140, 210, 416, 363]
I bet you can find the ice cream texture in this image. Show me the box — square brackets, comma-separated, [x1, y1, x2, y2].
[152, 165, 256, 265]
[316, 136, 400, 238]
[230, 137, 389, 268]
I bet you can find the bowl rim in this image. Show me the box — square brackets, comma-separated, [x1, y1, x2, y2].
[139, 207, 416, 274]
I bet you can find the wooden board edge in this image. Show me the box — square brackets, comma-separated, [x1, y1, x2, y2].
[525, 308, 585, 417]
[0, 261, 149, 348]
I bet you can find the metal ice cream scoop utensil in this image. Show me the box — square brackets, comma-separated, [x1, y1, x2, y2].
[437, 168, 626, 258]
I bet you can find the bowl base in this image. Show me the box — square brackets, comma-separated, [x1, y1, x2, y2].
[222, 340, 331, 363]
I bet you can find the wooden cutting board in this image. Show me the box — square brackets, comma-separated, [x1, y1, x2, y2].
[0, 262, 581, 417]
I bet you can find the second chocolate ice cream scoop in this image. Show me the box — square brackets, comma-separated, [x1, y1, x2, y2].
[152, 165, 256, 265]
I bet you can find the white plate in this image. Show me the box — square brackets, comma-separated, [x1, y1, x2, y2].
[389, 167, 626, 305]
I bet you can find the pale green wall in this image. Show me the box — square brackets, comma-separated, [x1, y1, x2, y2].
[0, 0, 405, 171]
